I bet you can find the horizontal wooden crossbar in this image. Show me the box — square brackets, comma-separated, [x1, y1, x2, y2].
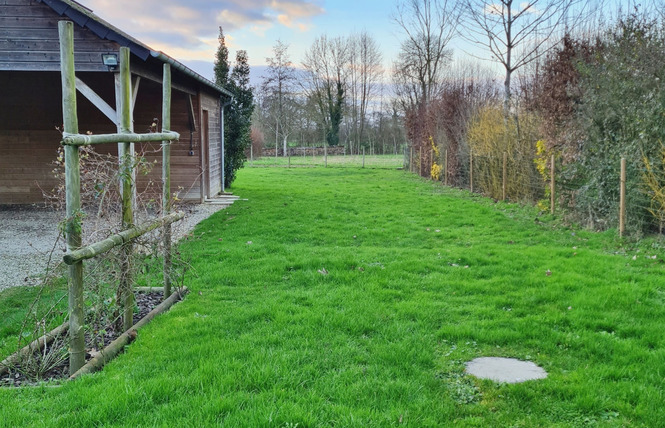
[61, 131, 179, 146]
[63, 212, 184, 265]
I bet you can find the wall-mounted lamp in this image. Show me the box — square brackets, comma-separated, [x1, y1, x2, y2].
[101, 53, 118, 71]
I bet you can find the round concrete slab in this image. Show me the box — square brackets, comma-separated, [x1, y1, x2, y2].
[465, 357, 547, 383]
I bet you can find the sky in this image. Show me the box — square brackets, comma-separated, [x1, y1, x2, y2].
[82, 0, 634, 86]
[82, 0, 404, 84]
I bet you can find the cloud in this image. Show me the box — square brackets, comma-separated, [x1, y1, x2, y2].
[84, 0, 324, 61]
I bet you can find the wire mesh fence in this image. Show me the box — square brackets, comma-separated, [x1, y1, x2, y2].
[404, 146, 665, 237]
[248, 153, 405, 169]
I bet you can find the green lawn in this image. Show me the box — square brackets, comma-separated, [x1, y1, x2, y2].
[1, 167, 664, 427]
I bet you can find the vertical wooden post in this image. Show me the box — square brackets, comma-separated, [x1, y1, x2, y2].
[118, 47, 135, 331]
[250, 145, 253, 167]
[324, 142, 328, 168]
[502, 152, 507, 201]
[288, 155, 291, 168]
[410, 147, 414, 173]
[162, 64, 172, 300]
[470, 149, 474, 193]
[550, 154, 555, 215]
[444, 149, 449, 186]
[419, 147, 422, 177]
[362, 147, 365, 168]
[59, 21, 85, 376]
[619, 157, 626, 237]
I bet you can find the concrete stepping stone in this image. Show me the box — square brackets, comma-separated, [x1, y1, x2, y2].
[465, 357, 547, 383]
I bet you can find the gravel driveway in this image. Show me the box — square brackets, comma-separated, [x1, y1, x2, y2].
[0, 203, 227, 293]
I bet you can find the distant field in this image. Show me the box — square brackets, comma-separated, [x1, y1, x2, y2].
[249, 153, 404, 169]
[1, 167, 664, 426]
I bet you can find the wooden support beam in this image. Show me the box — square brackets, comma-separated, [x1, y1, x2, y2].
[118, 46, 135, 333]
[0, 322, 68, 377]
[187, 94, 197, 132]
[75, 77, 116, 124]
[69, 288, 189, 380]
[63, 212, 184, 265]
[132, 76, 141, 114]
[59, 20, 85, 377]
[162, 64, 173, 299]
[61, 131, 179, 146]
[131, 65, 197, 96]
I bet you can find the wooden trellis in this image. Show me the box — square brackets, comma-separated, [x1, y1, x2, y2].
[58, 21, 181, 376]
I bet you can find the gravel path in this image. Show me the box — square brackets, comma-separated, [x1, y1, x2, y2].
[0, 203, 228, 293]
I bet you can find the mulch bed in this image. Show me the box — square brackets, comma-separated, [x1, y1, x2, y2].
[0, 291, 163, 387]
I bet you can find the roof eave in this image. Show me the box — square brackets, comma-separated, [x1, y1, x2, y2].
[149, 51, 233, 98]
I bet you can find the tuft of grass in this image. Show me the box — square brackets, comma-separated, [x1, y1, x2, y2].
[1, 167, 664, 427]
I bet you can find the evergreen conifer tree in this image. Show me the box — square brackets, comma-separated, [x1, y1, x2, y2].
[214, 28, 254, 187]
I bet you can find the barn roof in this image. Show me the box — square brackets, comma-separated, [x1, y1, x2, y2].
[38, 0, 233, 98]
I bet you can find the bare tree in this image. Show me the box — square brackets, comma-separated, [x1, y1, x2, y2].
[460, 0, 589, 114]
[302, 35, 350, 147]
[393, 0, 459, 109]
[348, 32, 383, 154]
[393, 0, 459, 177]
[261, 40, 297, 156]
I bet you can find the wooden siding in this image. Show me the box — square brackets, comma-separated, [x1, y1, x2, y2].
[0, 0, 223, 205]
[201, 92, 221, 196]
[0, 0, 118, 72]
[132, 77, 203, 202]
[0, 71, 115, 204]
[0, 71, 215, 204]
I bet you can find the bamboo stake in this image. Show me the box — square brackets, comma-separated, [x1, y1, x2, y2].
[550, 154, 555, 215]
[503, 152, 507, 201]
[470, 149, 474, 193]
[59, 21, 85, 376]
[162, 64, 173, 299]
[69, 288, 189, 380]
[620, 157, 626, 237]
[118, 47, 135, 332]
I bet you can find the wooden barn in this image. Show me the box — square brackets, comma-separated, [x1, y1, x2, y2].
[0, 0, 233, 205]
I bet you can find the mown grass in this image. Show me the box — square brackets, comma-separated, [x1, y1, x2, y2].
[1, 167, 664, 427]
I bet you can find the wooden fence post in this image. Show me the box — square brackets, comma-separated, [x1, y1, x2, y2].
[444, 149, 449, 186]
[59, 21, 85, 376]
[118, 47, 135, 332]
[550, 154, 555, 215]
[620, 157, 626, 237]
[162, 64, 172, 300]
[503, 152, 507, 201]
[470, 149, 474, 193]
